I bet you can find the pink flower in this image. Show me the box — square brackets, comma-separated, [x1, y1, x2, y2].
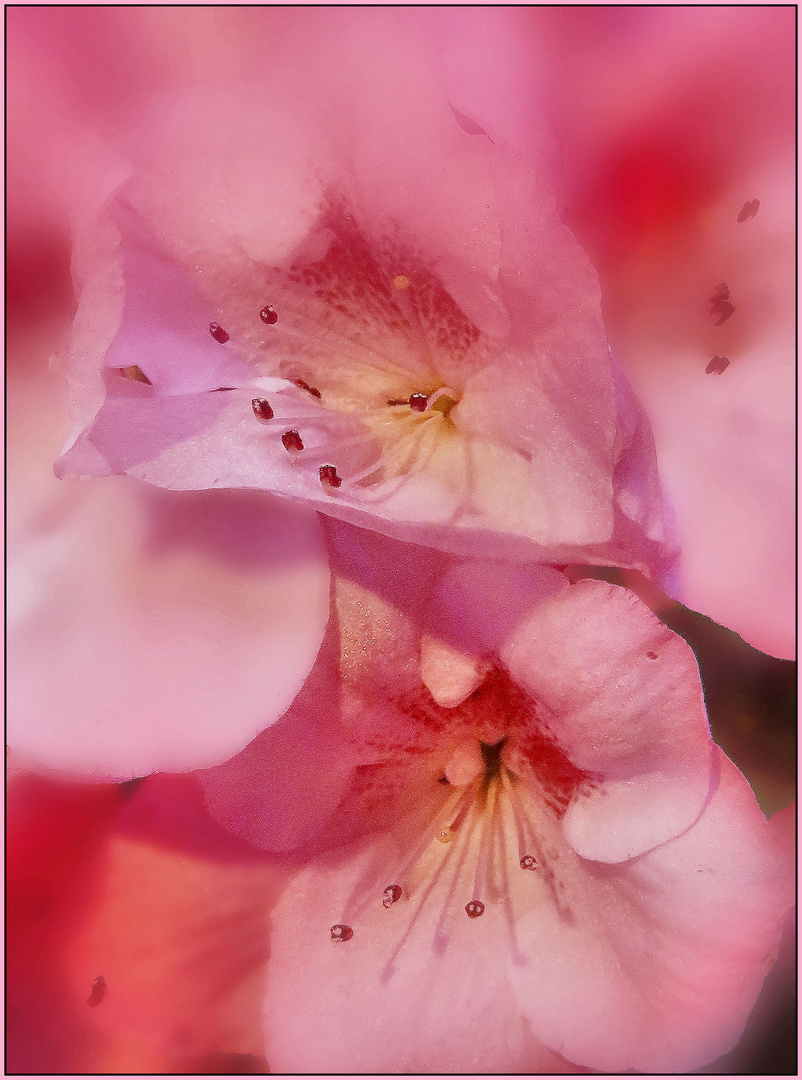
[18, 523, 790, 1074]
[533, 6, 795, 657]
[52, 10, 671, 577]
[193, 523, 791, 1073]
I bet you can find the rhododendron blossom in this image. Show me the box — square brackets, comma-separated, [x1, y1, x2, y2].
[54, 14, 672, 576]
[194, 522, 792, 1074]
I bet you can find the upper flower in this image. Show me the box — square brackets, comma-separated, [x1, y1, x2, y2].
[55, 11, 672, 575]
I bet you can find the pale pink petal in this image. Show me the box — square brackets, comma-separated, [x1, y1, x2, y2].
[198, 519, 449, 851]
[508, 749, 793, 1072]
[9, 375, 330, 780]
[423, 558, 568, 658]
[500, 579, 714, 860]
[261, 727, 788, 1074]
[221, 523, 786, 1074]
[263, 837, 578, 1074]
[424, 7, 550, 161]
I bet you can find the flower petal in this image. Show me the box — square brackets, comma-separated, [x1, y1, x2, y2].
[196, 621, 359, 854]
[541, 7, 795, 655]
[262, 840, 579, 1074]
[7, 774, 125, 1072]
[500, 579, 714, 860]
[10, 375, 330, 780]
[508, 749, 793, 1072]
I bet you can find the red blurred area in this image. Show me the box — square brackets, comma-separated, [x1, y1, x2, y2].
[573, 124, 717, 262]
[7, 776, 125, 1072]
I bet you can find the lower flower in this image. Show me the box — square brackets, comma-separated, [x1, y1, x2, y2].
[13, 523, 790, 1073]
[240, 525, 790, 1073]
[263, 745, 787, 1073]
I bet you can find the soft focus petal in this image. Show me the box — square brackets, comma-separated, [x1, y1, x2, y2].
[7, 774, 125, 1073]
[198, 518, 449, 852]
[539, 6, 795, 655]
[9, 374, 330, 780]
[196, 618, 359, 854]
[62, 775, 283, 1072]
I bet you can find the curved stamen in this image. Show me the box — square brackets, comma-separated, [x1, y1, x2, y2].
[432, 794, 485, 950]
[269, 310, 433, 379]
[491, 788, 529, 965]
[345, 414, 441, 505]
[379, 817, 464, 984]
[502, 769, 541, 866]
[437, 780, 479, 843]
[329, 782, 467, 941]
[327, 761, 557, 970]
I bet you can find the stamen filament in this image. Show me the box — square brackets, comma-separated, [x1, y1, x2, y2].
[253, 411, 326, 426]
[374, 786, 466, 917]
[443, 780, 479, 838]
[433, 795, 485, 945]
[380, 810, 467, 983]
[297, 432, 374, 456]
[502, 770, 542, 869]
[471, 779, 499, 904]
[348, 414, 441, 504]
[491, 791, 529, 965]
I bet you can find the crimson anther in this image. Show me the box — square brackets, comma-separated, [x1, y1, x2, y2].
[382, 884, 403, 908]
